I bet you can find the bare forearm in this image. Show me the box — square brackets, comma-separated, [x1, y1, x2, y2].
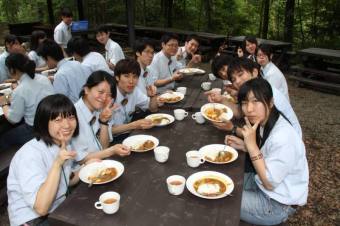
[111, 122, 137, 135]
[154, 77, 173, 87]
[82, 148, 113, 162]
[99, 124, 110, 149]
[34, 162, 62, 216]
[149, 97, 158, 112]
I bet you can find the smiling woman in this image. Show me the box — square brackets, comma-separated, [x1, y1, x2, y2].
[7, 94, 80, 226]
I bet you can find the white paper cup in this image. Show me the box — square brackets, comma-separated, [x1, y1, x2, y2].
[154, 146, 170, 163]
[174, 109, 188, 121]
[94, 191, 120, 214]
[208, 73, 216, 81]
[166, 175, 186, 195]
[191, 112, 205, 124]
[186, 150, 205, 168]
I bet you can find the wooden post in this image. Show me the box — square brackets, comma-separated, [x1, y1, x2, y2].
[77, 0, 85, 20]
[126, 0, 136, 47]
[46, 0, 54, 25]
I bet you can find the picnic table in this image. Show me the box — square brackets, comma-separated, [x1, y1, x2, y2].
[49, 71, 246, 226]
[226, 36, 292, 71]
[290, 48, 340, 94]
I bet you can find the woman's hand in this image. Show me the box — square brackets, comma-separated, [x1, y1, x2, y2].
[241, 117, 260, 151]
[146, 85, 157, 97]
[224, 86, 238, 98]
[172, 71, 183, 81]
[99, 97, 117, 123]
[133, 119, 154, 130]
[205, 91, 223, 103]
[55, 141, 76, 167]
[110, 144, 131, 156]
[225, 135, 246, 152]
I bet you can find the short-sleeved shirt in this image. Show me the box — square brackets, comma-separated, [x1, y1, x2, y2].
[254, 116, 309, 206]
[54, 21, 72, 49]
[81, 52, 113, 75]
[137, 67, 155, 95]
[7, 74, 54, 125]
[105, 39, 125, 65]
[262, 62, 289, 101]
[110, 87, 149, 126]
[71, 98, 103, 161]
[53, 59, 90, 103]
[176, 46, 189, 69]
[28, 50, 46, 68]
[7, 139, 74, 226]
[148, 50, 181, 93]
[0, 51, 9, 83]
[272, 86, 302, 137]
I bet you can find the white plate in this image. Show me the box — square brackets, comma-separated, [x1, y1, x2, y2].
[79, 160, 124, 185]
[0, 88, 12, 95]
[200, 103, 233, 123]
[41, 68, 57, 76]
[145, 113, 175, 126]
[179, 68, 205, 75]
[198, 144, 238, 164]
[123, 134, 159, 152]
[0, 83, 11, 90]
[158, 92, 184, 103]
[186, 171, 234, 199]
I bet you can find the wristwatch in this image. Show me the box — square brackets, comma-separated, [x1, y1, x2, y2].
[98, 118, 109, 126]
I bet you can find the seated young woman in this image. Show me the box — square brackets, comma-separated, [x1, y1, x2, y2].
[28, 30, 49, 73]
[257, 44, 289, 101]
[7, 94, 81, 225]
[243, 36, 258, 62]
[225, 78, 308, 225]
[0, 53, 54, 148]
[71, 70, 131, 164]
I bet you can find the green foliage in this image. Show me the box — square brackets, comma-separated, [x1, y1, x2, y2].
[0, 0, 338, 49]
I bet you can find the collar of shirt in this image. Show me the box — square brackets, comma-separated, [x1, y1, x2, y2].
[19, 73, 30, 84]
[160, 50, 172, 65]
[77, 98, 98, 124]
[105, 38, 114, 51]
[56, 58, 68, 70]
[115, 87, 133, 107]
[261, 61, 273, 77]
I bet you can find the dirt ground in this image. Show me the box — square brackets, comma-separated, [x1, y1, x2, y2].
[0, 77, 339, 226]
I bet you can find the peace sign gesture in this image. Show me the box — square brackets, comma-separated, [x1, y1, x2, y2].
[241, 117, 260, 151]
[99, 97, 117, 123]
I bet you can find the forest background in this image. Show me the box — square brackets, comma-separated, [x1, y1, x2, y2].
[0, 0, 339, 49]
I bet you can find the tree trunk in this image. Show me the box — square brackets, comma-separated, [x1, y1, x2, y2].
[204, 0, 212, 31]
[262, 0, 270, 39]
[167, 0, 173, 27]
[258, 0, 264, 37]
[142, 0, 146, 25]
[284, 0, 295, 43]
[297, 0, 305, 47]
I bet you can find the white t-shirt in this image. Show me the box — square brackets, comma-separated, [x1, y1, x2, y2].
[82, 52, 113, 75]
[105, 39, 125, 65]
[54, 21, 72, 48]
[255, 116, 309, 206]
[262, 62, 289, 101]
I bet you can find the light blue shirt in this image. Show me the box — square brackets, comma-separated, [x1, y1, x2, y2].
[148, 50, 181, 93]
[53, 59, 90, 103]
[28, 50, 46, 68]
[137, 67, 155, 95]
[82, 52, 113, 75]
[262, 62, 289, 101]
[255, 116, 309, 206]
[105, 38, 125, 65]
[71, 98, 102, 161]
[0, 51, 9, 83]
[272, 86, 302, 137]
[7, 139, 74, 226]
[7, 74, 54, 125]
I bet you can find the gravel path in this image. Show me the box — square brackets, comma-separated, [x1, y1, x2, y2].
[1, 77, 339, 226]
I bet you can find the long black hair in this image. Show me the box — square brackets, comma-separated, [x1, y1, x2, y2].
[80, 70, 117, 99]
[34, 94, 79, 146]
[30, 30, 46, 51]
[238, 78, 280, 147]
[5, 53, 36, 79]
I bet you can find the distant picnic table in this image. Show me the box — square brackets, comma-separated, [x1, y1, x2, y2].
[291, 48, 340, 94]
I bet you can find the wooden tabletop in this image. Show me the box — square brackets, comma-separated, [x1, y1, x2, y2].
[49, 70, 245, 226]
[229, 36, 292, 49]
[298, 48, 340, 60]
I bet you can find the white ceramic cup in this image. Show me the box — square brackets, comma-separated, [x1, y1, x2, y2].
[186, 150, 205, 168]
[191, 112, 205, 124]
[201, 82, 212, 91]
[208, 73, 216, 81]
[166, 175, 186, 195]
[154, 146, 170, 163]
[223, 80, 233, 86]
[94, 191, 120, 214]
[174, 109, 188, 121]
[176, 87, 187, 95]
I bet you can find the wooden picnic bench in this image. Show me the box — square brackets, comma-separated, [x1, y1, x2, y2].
[290, 48, 340, 95]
